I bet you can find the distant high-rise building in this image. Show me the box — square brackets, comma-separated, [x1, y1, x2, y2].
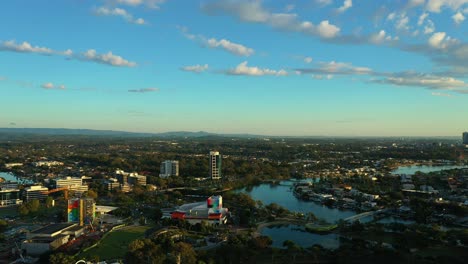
[463, 132, 468, 145]
[24, 185, 48, 202]
[115, 170, 146, 186]
[160, 160, 179, 178]
[209, 151, 221, 180]
[53, 177, 88, 195]
[0, 189, 22, 207]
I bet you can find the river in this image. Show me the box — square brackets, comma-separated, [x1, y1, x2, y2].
[392, 164, 468, 175]
[261, 224, 340, 249]
[238, 180, 355, 223]
[0, 172, 34, 184]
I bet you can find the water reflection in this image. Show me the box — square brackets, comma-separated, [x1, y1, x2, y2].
[261, 224, 340, 249]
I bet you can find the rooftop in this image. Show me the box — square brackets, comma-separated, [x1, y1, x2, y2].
[31, 223, 76, 235]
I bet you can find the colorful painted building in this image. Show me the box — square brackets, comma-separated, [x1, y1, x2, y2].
[171, 195, 228, 225]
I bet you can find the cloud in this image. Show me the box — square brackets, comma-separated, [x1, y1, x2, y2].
[225, 61, 288, 76]
[202, 0, 341, 39]
[426, 0, 468, 12]
[452, 12, 465, 24]
[312, 74, 333, 80]
[418, 12, 428, 25]
[178, 27, 254, 57]
[428, 32, 457, 49]
[181, 64, 209, 73]
[315, 0, 332, 6]
[370, 30, 398, 44]
[371, 72, 468, 91]
[107, 0, 166, 9]
[1, 40, 136, 68]
[304, 57, 313, 63]
[395, 14, 410, 30]
[0, 76, 6, 81]
[41, 82, 66, 90]
[81, 49, 137, 67]
[206, 38, 254, 56]
[296, 61, 373, 76]
[337, 0, 353, 13]
[0, 40, 72, 56]
[423, 19, 435, 34]
[9, 122, 16, 126]
[431, 92, 453, 97]
[94, 6, 146, 25]
[128, 88, 159, 93]
[408, 0, 426, 8]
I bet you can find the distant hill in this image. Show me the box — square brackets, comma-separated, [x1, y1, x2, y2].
[0, 128, 265, 139]
[0, 128, 460, 140]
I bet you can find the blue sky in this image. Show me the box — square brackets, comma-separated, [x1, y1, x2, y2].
[1, 0, 468, 136]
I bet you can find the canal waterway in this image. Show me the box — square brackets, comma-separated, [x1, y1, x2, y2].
[237, 180, 355, 223]
[392, 164, 468, 175]
[0, 172, 33, 184]
[261, 224, 340, 249]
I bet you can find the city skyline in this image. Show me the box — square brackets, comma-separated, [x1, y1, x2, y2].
[1, 0, 468, 136]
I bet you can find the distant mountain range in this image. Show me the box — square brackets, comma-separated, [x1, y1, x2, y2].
[0, 128, 461, 140]
[0, 128, 265, 138]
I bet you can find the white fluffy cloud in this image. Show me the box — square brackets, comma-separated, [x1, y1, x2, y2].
[0, 40, 55, 55]
[370, 30, 398, 44]
[315, 20, 341, 38]
[452, 12, 466, 24]
[1, 40, 136, 68]
[304, 57, 313, 63]
[337, 0, 353, 13]
[82, 49, 137, 67]
[202, 0, 341, 39]
[226, 61, 288, 76]
[178, 28, 255, 57]
[426, 0, 468, 12]
[41, 82, 66, 90]
[206, 38, 254, 56]
[418, 12, 428, 25]
[95, 7, 146, 25]
[181, 64, 209, 73]
[428, 32, 458, 49]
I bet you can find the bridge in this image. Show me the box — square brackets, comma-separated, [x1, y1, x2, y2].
[343, 209, 387, 223]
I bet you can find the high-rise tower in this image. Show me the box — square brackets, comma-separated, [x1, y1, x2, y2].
[209, 151, 221, 180]
[463, 132, 468, 145]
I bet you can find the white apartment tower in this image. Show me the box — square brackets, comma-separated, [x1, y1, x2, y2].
[159, 160, 179, 178]
[209, 151, 221, 180]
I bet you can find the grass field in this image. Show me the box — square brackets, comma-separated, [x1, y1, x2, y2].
[79, 225, 150, 260]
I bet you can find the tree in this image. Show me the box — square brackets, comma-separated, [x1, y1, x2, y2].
[27, 199, 40, 213]
[0, 220, 8, 233]
[125, 239, 166, 264]
[49, 253, 75, 264]
[82, 189, 98, 199]
[250, 236, 272, 249]
[173, 242, 197, 264]
[45, 196, 54, 208]
[18, 204, 29, 216]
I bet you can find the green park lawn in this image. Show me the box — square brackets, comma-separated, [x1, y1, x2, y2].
[80, 225, 150, 260]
